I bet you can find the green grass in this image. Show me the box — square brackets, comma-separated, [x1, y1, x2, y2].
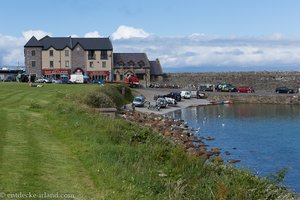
[0, 82, 296, 200]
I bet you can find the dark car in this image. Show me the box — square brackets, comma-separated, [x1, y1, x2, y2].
[275, 87, 294, 94]
[92, 80, 105, 84]
[154, 92, 182, 102]
[164, 92, 182, 101]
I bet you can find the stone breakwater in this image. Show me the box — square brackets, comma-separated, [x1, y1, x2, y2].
[122, 111, 223, 161]
[161, 71, 300, 92]
[206, 93, 300, 105]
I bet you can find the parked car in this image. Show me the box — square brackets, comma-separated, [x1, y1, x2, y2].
[52, 79, 62, 84]
[156, 97, 168, 108]
[180, 91, 191, 99]
[198, 84, 214, 92]
[154, 92, 182, 102]
[92, 79, 105, 84]
[164, 92, 182, 101]
[132, 96, 146, 107]
[36, 78, 51, 83]
[164, 97, 177, 106]
[237, 87, 255, 93]
[190, 90, 206, 98]
[275, 87, 294, 94]
[221, 84, 237, 92]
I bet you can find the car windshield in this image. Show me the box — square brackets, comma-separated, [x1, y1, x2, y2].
[134, 97, 143, 102]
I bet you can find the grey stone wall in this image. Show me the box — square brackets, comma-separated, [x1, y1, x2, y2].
[71, 44, 86, 73]
[24, 47, 42, 77]
[162, 72, 300, 92]
[206, 93, 300, 105]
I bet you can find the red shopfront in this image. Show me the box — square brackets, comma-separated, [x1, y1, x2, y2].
[42, 69, 71, 80]
[87, 71, 110, 81]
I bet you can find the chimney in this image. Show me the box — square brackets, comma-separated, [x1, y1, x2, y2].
[156, 58, 160, 64]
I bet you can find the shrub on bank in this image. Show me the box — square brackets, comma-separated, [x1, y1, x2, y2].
[73, 84, 133, 109]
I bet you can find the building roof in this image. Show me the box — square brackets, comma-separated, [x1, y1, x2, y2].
[24, 36, 113, 50]
[150, 60, 163, 75]
[24, 36, 42, 47]
[113, 53, 151, 69]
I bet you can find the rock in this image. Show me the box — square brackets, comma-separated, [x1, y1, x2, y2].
[185, 141, 195, 149]
[206, 137, 215, 141]
[224, 151, 231, 155]
[164, 131, 172, 137]
[211, 148, 221, 155]
[227, 159, 241, 164]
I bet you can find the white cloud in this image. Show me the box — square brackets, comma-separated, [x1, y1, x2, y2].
[1, 29, 300, 72]
[22, 30, 52, 40]
[0, 34, 25, 66]
[112, 25, 150, 40]
[84, 31, 101, 38]
[0, 30, 52, 66]
[69, 34, 79, 38]
[113, 34, 300, 71]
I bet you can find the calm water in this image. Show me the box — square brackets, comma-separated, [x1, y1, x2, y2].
[168, 104, 300, 192]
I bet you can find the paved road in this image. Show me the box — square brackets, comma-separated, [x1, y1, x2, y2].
[131, 88, 211, 115]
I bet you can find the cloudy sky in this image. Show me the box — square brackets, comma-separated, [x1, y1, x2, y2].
[1, 0, 300, 72]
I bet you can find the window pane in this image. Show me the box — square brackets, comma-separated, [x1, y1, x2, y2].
[50, 61, 54, 68]
[101, 50, 108, 59]
[65, 50, 69, 56]
[31, 61, 36, 67]
[50, 50, 53, 56]
[31, 50, 35, 56]
[102, 61, 106, 68]
[65, 61, 69, 67]
[89, 62, 94, 68]
[88, 51, 95, 60]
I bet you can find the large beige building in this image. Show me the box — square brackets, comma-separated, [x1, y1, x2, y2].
[24, 36, 164, 85]
[24, 36, 113, 81]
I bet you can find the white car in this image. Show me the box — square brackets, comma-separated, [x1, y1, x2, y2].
[164, 97, 177, 106]
[35, 78, 51, 83]
[180, 91, 191, 99]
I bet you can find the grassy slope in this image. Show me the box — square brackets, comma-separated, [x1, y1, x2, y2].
[0, 83, 295, 200]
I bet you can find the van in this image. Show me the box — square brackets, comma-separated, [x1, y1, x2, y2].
[70, 74, 84, 83]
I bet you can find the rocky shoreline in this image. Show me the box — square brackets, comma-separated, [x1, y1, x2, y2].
[122, 111, 223, 161]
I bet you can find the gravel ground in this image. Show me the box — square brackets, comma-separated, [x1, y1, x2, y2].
[129, 88, 211, 115]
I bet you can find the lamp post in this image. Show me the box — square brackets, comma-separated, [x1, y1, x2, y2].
[144, 68, 147, 88]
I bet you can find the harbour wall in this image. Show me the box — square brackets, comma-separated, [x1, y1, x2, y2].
[163, 71, 300, 91]
[205, 93, 300, 105]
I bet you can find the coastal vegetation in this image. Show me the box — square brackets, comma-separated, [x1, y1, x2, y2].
[0, 82, 296, 199]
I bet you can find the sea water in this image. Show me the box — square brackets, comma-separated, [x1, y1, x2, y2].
[168, 104, 300, 193]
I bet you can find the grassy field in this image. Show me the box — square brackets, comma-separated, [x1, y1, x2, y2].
[0, 82, 295, 200]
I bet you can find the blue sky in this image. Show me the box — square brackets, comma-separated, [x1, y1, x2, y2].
[1, 0, 300, 71]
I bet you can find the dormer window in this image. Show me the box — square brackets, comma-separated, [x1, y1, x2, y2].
[65, 50, 69, 57]
[49, 50, 54, 57]
[127, 60, 135, 67]
[31, 50, 36, 56]
[138, 60, 145, 67]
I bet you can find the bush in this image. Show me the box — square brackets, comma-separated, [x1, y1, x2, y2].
[84, 90, 115, 108]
